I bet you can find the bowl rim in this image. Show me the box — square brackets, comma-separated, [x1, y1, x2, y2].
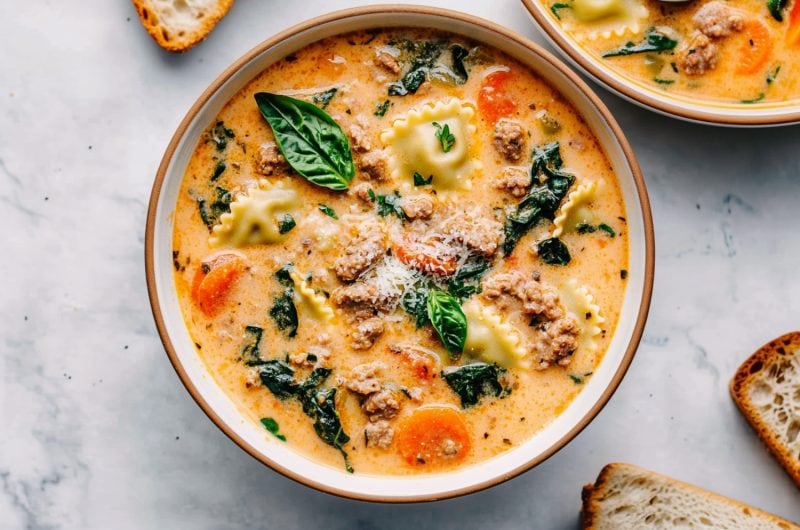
[144, 3, 655, 503]
[519, 0, 800, 127]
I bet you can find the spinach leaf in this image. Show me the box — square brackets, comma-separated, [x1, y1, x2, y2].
[427, 290, 467, 358]
[374, 99, 391, 117]
[312, 88, 338, 109]
[210, 160, 226, 182]
[307, 387, 353, 473]
[447, 259, 490, 301]
[196, 186, 232, 228]
[241, 325, 264, 364]
[432, 122, 456, 152]
[741, 93, 766, 104]
[209, 121, 235, 151]
[503, 142, 574, 255]
[536, 237, 571, 265]
[278, 213, 296, 234]
[413, 172, 433, 186]
[550, 2, 571, 18]
[260, 417, 287, 441]
[451, 44, 470, 82]
[598, 223, 616, 237]
[442, 363, 508, 408]
[270, 290, 298, 338]
[576, 222, 597, 234]
[602, 28, 678, 58]
[275, 264, 294, 287]
[767, 65, 781, 84]
[767, 0, 788, 20]
[401, 285, 431, 328]
[318, 204, 338, 219]
[258, 360, 299, 398]
[296, 367, 333, 416]
[388, 40, 446, 96]
[254, 92, 354, 191]
[375, 191, 406, 219]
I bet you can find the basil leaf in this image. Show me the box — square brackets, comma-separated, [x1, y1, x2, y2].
[318, 204, 338, 219]
[254, 92, 355, 191]
[598, 223, 616, 237]
[432, 122, 456, 152]
[426, 290, 467, 358]
[537, 237, 571, 265]
[413, 172, 433, 186]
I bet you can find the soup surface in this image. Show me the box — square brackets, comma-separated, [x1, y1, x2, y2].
[544, 0, 800, 103]
[172, 28, 629, 475]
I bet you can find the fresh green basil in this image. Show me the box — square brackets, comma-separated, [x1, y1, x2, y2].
[413, 172, 433, 186]
[426, 290, 467, 358]
[254, 92, 354, 191]
[598, 223, 616, 237]
[375, 191, 406, 219]
[536, 237, 571, 266]
[602, 28, 678, 58]
[318, 204, 338, 219]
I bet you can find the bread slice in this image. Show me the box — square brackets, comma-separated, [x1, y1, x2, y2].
[581, 463, 799, 529]
[132, 0, 234, 52]
[731, 332, 800, 487]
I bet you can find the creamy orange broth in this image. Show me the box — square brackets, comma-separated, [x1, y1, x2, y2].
[547, 0, 800, 103]
[172, 29, 628, 475]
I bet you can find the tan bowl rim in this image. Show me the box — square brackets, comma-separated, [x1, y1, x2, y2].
[144, 3, 655, 503]
[519, 0, 800, 126]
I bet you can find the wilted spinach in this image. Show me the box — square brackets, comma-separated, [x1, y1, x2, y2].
[767, 0, 788, 20]
[195, 186, 232, 228]
[602, 28, 678, 58]
[536, 237, 571, 265]
[209, 121, 235, 151]
[241, 325, 264, 364]
[447, 259, 490, 301]
[442, 363, 508, 408]
[311, 87, 338, 109]
[401, 285, 431, 328]
[210, 160, 226, 182]
[375, 191, 406, 220]
[278, 213, 296, 234]
[258, 360, 299, 398]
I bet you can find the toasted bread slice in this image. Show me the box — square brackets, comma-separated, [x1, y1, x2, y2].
[731, 332, 800, 487]
[581, 463, 799, 529]
[132, 0, 234, 52]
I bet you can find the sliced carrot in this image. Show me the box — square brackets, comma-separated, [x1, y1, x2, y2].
[393, 241, 458, 276]
[191, 253, 243, 316]
[396, 407, 471, 466]
[736, 19, 773, 75]
[477, 69, 517, 123]
[787, 0, 800, 46]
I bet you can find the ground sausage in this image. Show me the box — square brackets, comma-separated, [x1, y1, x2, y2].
[693, 1, 745, 38]
[363, 388, 401, 421]
[496, 167, 531, 198]
[374, 49, 401, 74]
[493, 119, 526, 161]
[351, 317, 386, 350]
[401, 194, 434, 220]
[678, 31, 718, 76]
[482, 272, 562, 321]
[532, 315, 580, 369]
[256, 141, 289, 175]
[441, 214, 502, 257]
[347, 362, 384, 395]
[358, 149, 388, 181]
[365, 420, 394, 449]
[348, 118, 372, 153]
[330, 281, 398, 317]
[333, 221, 386, 282]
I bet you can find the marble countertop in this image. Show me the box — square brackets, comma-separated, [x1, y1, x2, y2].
[2, 0, 799, 528]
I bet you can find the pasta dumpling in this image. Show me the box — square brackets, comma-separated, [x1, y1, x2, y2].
[561, 0, 648, 42]
[463, 301, 529, 369]
[209, 180, 300, 248]
[289, 269, 335, 325]
[552, 180, 599, 237]
[381, 98, 480, 195]
[560, 279, 605, 354]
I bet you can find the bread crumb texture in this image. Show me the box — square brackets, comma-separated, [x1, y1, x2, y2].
[132, 0, 234, 52]
[582, 463, 799, 529]
[731, 332, 800, 487]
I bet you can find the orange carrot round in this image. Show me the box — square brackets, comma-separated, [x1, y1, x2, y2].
[191, 254, 243, 316]
[787, 0, 800, 46]
[396, 407, 471, 466]
[736, 20, 773, 75]
[477, 69, 517, 123]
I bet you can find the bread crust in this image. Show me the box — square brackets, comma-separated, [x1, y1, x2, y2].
[132, 0, 234, 52]
[730, 331, 800, 488]
[581, 463, 799, 529]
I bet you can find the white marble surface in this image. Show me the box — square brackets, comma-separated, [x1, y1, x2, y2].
[1, 0, 799, 528]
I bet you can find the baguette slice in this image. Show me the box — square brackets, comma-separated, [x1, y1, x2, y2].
[731, 332, 800, 487]
[132, 0, 234, 52]
[582, 463, 799, 529]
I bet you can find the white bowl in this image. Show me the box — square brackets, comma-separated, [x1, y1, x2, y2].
[145, 5, 655, 502]
[520, 0, 800, 127]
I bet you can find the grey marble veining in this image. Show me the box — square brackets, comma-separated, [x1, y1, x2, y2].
[1, 1, 799, 528]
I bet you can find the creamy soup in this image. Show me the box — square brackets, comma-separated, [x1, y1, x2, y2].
[172, 28, 629, 475]
[545, 0, 800, 103]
